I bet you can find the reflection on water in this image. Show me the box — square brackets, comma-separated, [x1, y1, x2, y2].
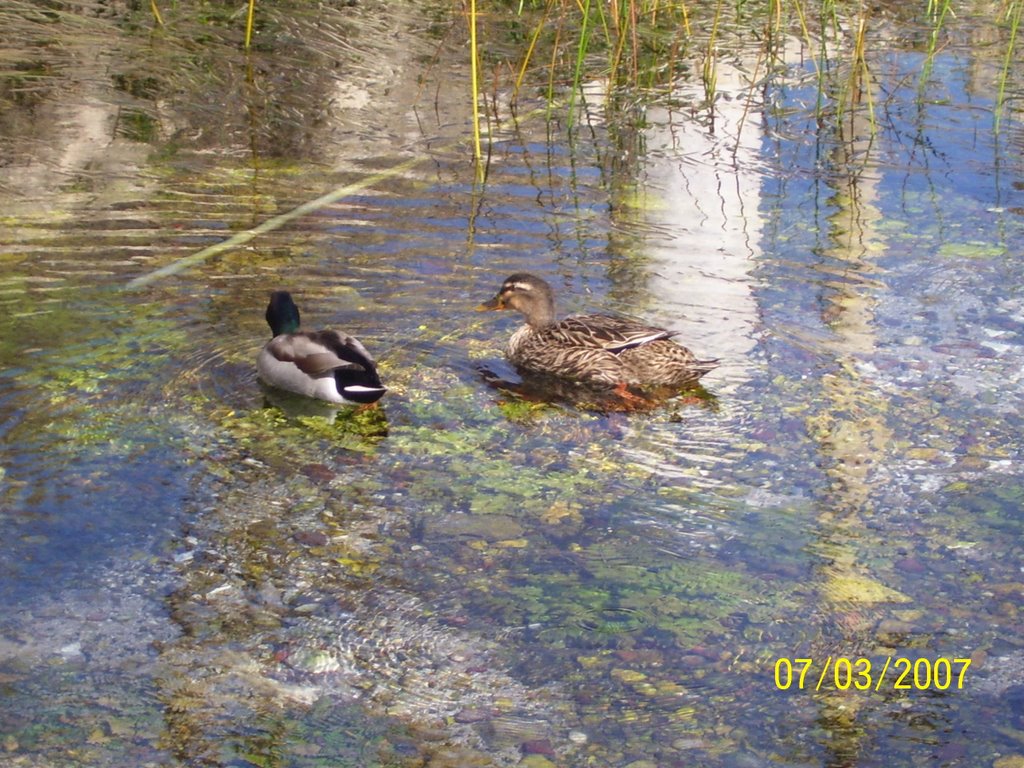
[598, 60, 765, 394]
[1, 0, 1024, 766]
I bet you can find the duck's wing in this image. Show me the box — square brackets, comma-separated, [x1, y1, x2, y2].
[551, 315, 677, 354]
[265, 330, 377, 375]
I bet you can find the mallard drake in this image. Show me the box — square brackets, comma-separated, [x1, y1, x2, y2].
[257, 290, 387, 405]
[479, 273, 718, 391]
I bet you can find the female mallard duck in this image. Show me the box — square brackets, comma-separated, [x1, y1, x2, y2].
[257, 290, 387, 405]
[479, 273, 717, 392]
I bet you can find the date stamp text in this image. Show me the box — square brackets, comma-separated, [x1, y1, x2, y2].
[773, 657, 971, 692]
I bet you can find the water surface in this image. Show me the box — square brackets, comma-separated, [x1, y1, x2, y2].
[1, 1, 1023, 766]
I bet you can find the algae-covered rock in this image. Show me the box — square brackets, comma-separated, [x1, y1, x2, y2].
[442, 514, 525, 541]
[822, 572, 912, 605]
[517, 755, 557, 768]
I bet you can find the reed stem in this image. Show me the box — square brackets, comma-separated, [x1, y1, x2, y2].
[995, 0, 1022, 132]
[469, 0, 486, 182]
[244, 0, 256, 49]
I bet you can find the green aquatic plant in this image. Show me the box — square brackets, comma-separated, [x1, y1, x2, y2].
[995, 0, 1023, 132]
[916, 0, 955, 125]
[220, 402, 389, 455]
[496, 397, 553, 423]
[465, 0, 1018, 167]
[148, 0, 257, 49]
[701, 0, 724, 108]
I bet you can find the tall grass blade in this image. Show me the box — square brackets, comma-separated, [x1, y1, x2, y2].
[702, 0, 724, 107]
[851, 14, 876, 136]
[995, 0, 1022, 132]
[567, 0, 593, 129]
[469, 0, 485, 182]
[919, 0, 952, 89]
[244, 0, 256, 49]
[513, 0, 553, 100]
[126, 155, 428, 290]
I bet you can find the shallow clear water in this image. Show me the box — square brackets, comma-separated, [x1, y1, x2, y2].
[1, 1, 1023, 766]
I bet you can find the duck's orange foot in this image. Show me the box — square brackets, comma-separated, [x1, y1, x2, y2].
[612, 382, 656, 410]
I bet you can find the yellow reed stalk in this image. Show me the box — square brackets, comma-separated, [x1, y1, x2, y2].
[514, 0, 555, 100]
[244, 0, 256, 49]
[469, 0, 485, 182]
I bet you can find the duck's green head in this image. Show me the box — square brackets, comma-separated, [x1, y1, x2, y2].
[266, 290, 301, 336]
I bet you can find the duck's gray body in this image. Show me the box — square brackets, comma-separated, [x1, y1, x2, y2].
[257, 291, 386, 406]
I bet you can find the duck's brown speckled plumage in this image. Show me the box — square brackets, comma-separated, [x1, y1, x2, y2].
[480, 273, 718, 388]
